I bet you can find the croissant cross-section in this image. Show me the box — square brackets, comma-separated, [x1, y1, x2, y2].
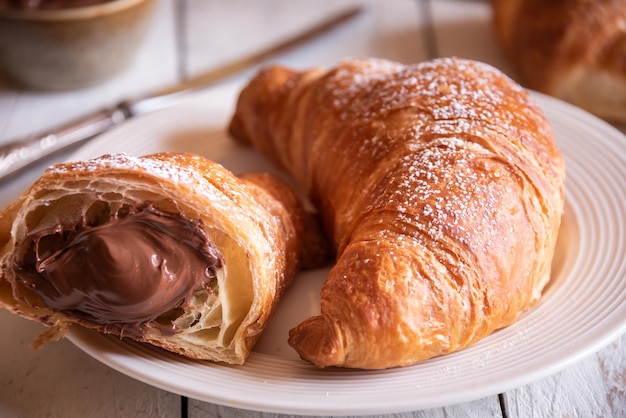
[0, 152, 306, 365]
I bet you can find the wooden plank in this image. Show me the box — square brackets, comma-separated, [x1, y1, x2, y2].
[503, 334, 626, 417]
[191, 401, 503, 418]
[0, 310, 181, 418]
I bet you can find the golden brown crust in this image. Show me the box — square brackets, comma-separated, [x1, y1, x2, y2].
[229, 57, 565, 369]
[492, 0, 626, 122]
[0, 152, 306, 364]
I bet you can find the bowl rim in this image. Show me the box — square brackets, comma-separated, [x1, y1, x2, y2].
[0, 0, 152, 21]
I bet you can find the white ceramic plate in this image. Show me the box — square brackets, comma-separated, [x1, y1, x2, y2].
[66, 86, 626, 416]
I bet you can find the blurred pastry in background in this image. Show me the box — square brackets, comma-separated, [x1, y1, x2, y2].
[492, 0, 626, 123]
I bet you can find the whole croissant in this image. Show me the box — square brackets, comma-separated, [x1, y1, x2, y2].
[492, 0, 626, 123]
[229, 57, 566, 369]
[0, 152, 306, 364]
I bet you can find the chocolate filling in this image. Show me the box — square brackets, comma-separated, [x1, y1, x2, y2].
[12, 201, 223, 338]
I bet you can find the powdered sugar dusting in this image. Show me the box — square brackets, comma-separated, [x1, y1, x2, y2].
[324, 57, 532, 129]
[305, 57, 559, 293]
[46, 153, 205, 186]
[380, 135, 510, 255]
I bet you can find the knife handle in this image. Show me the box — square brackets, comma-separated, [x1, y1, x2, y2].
[0, 107, 130, 182]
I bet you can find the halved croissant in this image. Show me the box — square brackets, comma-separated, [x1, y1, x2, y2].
[229, 57, 566, 369]
[0, 152, 306, 364]
[492, 0, 626, 123]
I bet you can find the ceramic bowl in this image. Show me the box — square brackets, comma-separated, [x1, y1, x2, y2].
[0, 0, 155, 90]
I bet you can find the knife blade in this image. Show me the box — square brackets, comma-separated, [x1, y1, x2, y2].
[0, 6, 362, 182]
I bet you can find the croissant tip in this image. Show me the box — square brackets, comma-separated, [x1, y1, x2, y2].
[288, 316, 345, 368]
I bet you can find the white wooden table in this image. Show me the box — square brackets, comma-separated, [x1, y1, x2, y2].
[0, 1, 624, 417]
